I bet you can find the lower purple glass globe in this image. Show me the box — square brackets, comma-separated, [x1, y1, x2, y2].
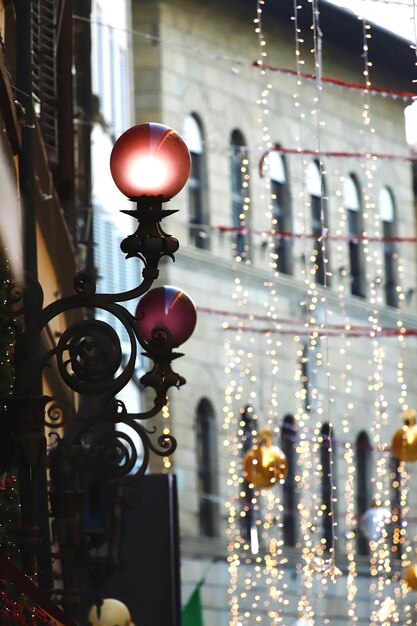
[135, 286, 197, 347]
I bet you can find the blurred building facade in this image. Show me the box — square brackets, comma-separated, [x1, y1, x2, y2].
[0, 0, 91, 619]
[1, 0, 416, 624]
[129, 1, 417, 625]
[90, 0, 145, 420]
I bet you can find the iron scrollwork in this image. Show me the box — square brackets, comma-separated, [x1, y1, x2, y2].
[9, 200, 184, 476]
[3, 201, 187, 579]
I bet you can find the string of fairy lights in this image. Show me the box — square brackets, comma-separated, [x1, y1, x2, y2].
[355, 16, 393, 625]
[333, 163, 365, 623]
[2, 1, 417, 624]
[218, 0, 417, 625]
[224, 1, 301, 623]
[288, 0, 321, 621]
[382, 0, 417, 611]
[224, 200, 259, 623]
[388, 19, 417, 622]
[256, 2, 291, 622]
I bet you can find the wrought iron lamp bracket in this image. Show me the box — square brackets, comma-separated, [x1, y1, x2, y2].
[5, 203, 184, 483]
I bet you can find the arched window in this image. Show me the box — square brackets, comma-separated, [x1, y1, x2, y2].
[356, 431, 372, 555]
[281, 414, 297, 546]
[230, 130, 250, 259]
[344, 176, 365, 298]
[379, 187, 398, 307]
[183, 115, 208, 249]
[320, 423, 336, 551]
[196, 398, 218, 536]
[390, 455, 402, 560]
[306, 161, 329, 286]
[270, 150, 292, 274]
[240, 406, 258, 552]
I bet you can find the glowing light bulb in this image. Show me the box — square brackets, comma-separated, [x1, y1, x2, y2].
[127, 156, 169, 192]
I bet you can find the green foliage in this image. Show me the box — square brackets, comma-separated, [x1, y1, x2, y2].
[0, 582, 54, 625]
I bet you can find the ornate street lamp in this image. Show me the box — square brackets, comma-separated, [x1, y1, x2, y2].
[2, 123, 195, 612]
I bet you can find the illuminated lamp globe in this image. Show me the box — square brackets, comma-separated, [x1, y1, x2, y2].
[88, 598, 131, 626]
[135, 285, 197, 348]
[404, 563, 417, 591]
[391, 409, 417, 462]
[110, 123, 191, 201]
[360, 503, 391, 542]
[243, 427, 287, 489]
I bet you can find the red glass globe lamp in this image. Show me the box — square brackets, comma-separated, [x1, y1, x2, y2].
[110, 122, 191, 202]
[135, 285, 197, 349]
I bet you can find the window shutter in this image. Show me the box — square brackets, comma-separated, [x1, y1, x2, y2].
[93, 209, 144, 372]
[32, 0, 59, 163]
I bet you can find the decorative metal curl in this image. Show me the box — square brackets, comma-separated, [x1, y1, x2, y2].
[60, 399, 178, 484]
[45, 403, 66, 429]
[44, 398, 77, 452]
[132, 424, 177, 481]
[73, 272, 96, 296]
[152, 433, 177, 457]
[90, 430, 139, 480]
[54, 320, 123, 395]
[44, 399, 77, 431]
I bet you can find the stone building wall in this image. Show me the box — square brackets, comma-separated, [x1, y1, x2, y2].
[132, 1, 417, 624]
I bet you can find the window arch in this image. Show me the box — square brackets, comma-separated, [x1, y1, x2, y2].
[270, 150, 292, 274]
[183, 114, 208, 249]
[196, 398, 218, 536]
[281, 414, 297, 546]
[230, 130, 250, 259]
[379, 187, 398, 307]
[320, 423, 336, 551]
[344, 176, 365, 298]
[306, 161, 329, 286]
[356, 431, 372, 555]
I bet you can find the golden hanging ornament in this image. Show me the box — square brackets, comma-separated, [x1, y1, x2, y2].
[404, 563, 417, 591]
[88, 599, 132, 626]
[243, 427, 287, 488]
[391, 409, 417, 462]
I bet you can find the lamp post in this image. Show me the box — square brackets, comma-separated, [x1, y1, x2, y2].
[2, 123, 195, 615]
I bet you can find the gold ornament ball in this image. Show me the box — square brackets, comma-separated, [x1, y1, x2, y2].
[88, 599, 132, 626]
[243, 427, 288, 488]
[404, 564, 417, 591]
[391, 410, 417, 462]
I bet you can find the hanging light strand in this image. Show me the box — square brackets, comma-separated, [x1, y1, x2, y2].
[291, 0, 319, 622]
[355, 16, 394, 624]
[225, 12, 264, 614]
[332, 168, 359, 622]
[311, 1, 340, 579]
[255, 2, 290, 623]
